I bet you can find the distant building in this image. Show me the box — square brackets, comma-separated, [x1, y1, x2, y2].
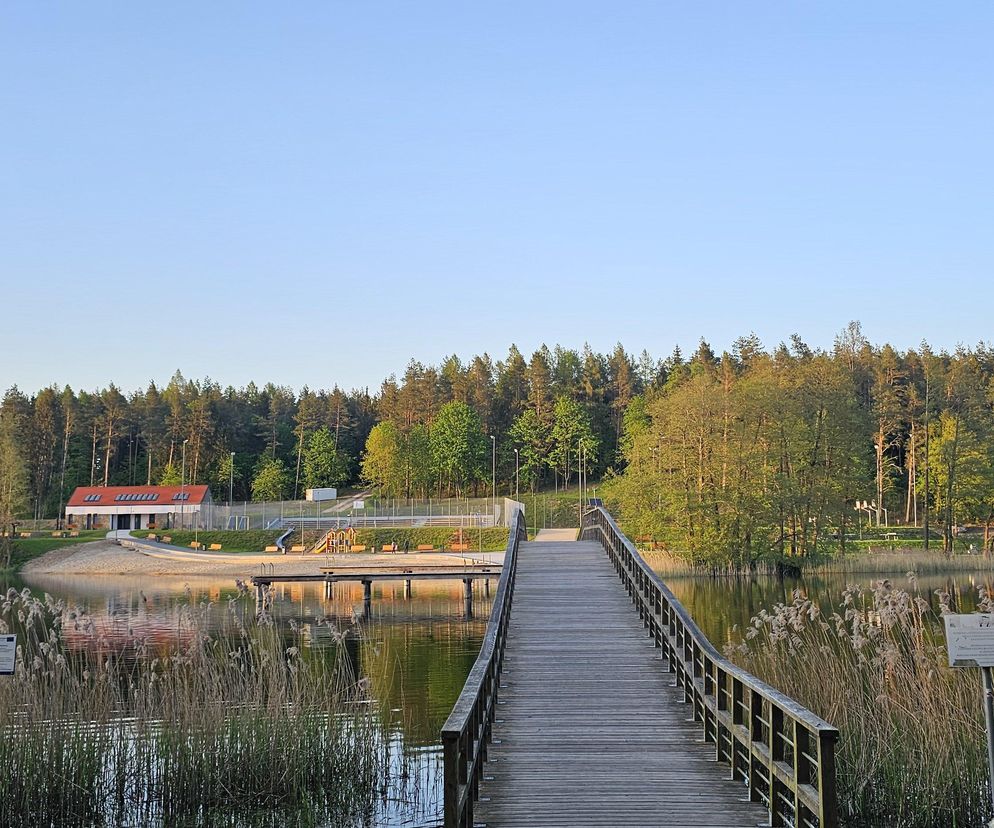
[65, 485, 212, 531]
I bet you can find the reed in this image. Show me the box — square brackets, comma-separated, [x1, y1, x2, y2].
[807, 550, 994, 576]
[728, 577, 991, 827]
[0, 585, 383, 826]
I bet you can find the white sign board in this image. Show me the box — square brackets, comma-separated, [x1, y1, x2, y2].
[352, 500, 365, 510]
[305, 488, 337, 502]
[0, 634, 16, 675]
[944, 614, 994, 667]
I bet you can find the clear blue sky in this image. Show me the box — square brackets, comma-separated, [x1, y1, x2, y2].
[2, 3, 992, 394]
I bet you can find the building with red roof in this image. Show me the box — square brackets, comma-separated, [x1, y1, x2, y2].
[65, 485, 212, 531]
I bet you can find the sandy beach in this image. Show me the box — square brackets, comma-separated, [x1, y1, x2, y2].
[21, 540, 505, 577]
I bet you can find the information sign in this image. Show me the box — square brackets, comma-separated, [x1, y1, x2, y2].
[0, 634, 16, 675]
[944, 614, 994, 667]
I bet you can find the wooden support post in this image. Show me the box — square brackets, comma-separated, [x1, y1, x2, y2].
[362, 579, 372, 620]
[463, 578, 473, 619]
[323, 579, 332, 600]
[404, 579, 412, 599]
[255, 583, 265, 615]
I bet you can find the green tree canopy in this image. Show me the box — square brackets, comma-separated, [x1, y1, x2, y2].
[362, 422, 405, 498]
[303, 427, 351, 490]
[430, 401, 487, 494]
[252, 457, 289, 501]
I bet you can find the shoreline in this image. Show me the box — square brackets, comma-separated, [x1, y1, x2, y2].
[20, 540, 506, 578]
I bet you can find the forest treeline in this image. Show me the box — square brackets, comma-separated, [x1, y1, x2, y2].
[0, 343, 646, 521]
[612, 323, 994, 564]
[3, 324, 994, 565]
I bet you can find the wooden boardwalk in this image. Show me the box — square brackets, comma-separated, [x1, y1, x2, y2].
[475, 538, 768, 827]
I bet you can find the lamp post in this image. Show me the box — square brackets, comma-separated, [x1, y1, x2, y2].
[229, 452, 235, 529]
[181, 439, 188, 531]
[514, 447, 519, 501]
[490, 435, 496, 526]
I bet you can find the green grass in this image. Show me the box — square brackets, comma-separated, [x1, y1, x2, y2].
[352, 526, 508, 552]
[133, 527, 509, 553]
[517, 488, 587, 530]
[1, 531, 105, 572]
[132, 529, 284, 553]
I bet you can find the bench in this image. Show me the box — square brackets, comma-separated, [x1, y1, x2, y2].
[450, 543, 470, 552]
[208, 543, 223, 551]
[189, 541, 203, 550]
[381, 543, 398, 553]
[52, 531, 67, 538]
[416, 544, 436, 552]
[264, 545, 279, 553]
[349, 544, 367, 553]
[290, 545, 305, 553]
[19, 532, 33, 538]
[147, 534, 159, 541]
[70, 530, 80, 537]
[161, 535, 172, 544]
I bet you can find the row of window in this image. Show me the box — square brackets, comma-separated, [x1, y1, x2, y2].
[82, 491, 194, 504]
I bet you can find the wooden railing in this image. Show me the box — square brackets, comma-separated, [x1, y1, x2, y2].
[441, 504, 526, 828]
[582, 506, 840, 828]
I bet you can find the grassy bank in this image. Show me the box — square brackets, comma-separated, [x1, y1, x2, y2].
[1, 531, 105, 572]
[132, 526, 509, 554]
[353, 526, 508, 552]
[0, 586, 382, 826]
[134, 529, 284, 553]
[730, 579, 990, 826]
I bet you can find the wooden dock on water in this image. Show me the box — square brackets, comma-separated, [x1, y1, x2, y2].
[475, 538, 768, 827]
[442, 508, 839, 828]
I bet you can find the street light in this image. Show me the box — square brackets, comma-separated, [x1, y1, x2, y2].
[514, 447, 520, 501]
[181, 439, 189, 531]
[229, 451, 235, 529]
[490, 435, 496, 525]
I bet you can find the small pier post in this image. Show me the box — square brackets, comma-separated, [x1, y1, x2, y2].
[404, 579, 413, 599]
[463, 578, 474, 619]
[362, 579, 372, 620]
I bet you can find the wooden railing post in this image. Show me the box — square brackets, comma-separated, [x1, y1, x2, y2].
[818, 729, 840, 828]
[585, 506, 840, 828]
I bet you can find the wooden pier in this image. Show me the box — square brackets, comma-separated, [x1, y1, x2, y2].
[250, 566, 498, 617]
[442, 508, 839, 828]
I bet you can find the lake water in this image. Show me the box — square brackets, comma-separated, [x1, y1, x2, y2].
[14, 570, 495, 828]
[11, 561, 994, 827]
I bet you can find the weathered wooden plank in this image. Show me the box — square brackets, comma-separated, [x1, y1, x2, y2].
[475, 539, 768, 827]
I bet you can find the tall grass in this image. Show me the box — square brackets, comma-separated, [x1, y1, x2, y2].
[642, 546, 994, 579]
[807, 550, 994, 576]
[728, 577, 990, 827]
[0, 585, 384, 827]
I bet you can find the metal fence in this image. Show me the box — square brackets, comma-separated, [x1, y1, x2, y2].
[199, 496, 518, 531]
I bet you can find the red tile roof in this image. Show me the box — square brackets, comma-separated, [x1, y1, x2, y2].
[67, 485, 211, 507]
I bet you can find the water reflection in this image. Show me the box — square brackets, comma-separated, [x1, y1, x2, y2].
[662, 568, 994, 646]
[15, 571, 494, 827]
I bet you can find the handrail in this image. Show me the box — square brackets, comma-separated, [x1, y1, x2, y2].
[582, 506, 839, 828]
[441, 504, 526, 828]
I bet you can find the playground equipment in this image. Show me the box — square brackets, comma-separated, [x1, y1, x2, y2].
[310, 526, 357, 554]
